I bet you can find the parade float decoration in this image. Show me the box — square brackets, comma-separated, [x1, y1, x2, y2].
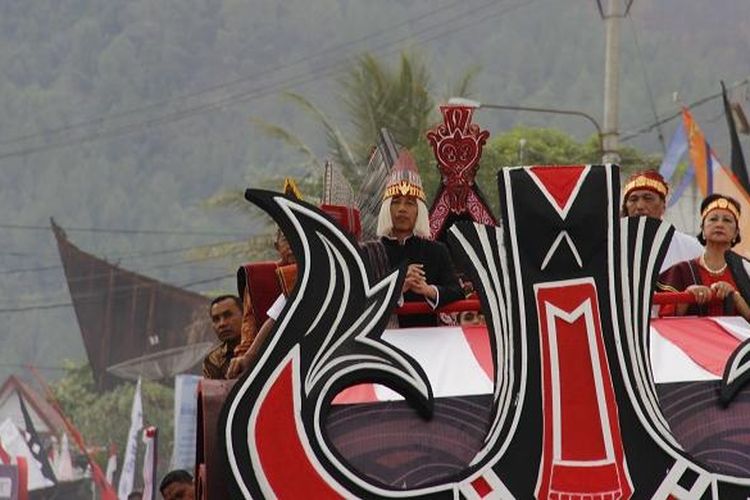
[217, 106, 750, 499]
[427, 104, 496, 240]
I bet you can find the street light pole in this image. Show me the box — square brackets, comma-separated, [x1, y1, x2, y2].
[601, 0, 624, 164]
[448, 98, 604, 155]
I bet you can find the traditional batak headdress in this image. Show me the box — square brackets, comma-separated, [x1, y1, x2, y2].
[697, 194, 742, 246]
[620, 170, 669, 216]
[376, 150, 431, 238]
[381, 150, 426, 201]
[622, 170, 669, 201]
[320, 161, 361, 240]
[281, 172, 361, 239]
[701, 195, 741, 223]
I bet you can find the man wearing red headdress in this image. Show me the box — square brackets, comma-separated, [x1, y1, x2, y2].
[621, 169, 702, 271]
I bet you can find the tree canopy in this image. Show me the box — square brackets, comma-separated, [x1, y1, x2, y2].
[51, 363, 174, 484]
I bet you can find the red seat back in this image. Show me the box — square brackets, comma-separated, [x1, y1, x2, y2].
[238, 261, 282, 326]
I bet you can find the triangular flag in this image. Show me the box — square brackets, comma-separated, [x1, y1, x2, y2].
[54, 433, 74, 481]
[16, 391, 56, 485]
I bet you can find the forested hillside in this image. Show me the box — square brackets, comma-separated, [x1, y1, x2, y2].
[1, 0, 748, 381]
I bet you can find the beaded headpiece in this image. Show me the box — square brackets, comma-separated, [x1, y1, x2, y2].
[382, 150, 426, 201]
[622, 171, 668, 201]
[701, 196, 740, 222]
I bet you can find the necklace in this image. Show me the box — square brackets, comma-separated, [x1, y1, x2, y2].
[700, 253, 728, 275]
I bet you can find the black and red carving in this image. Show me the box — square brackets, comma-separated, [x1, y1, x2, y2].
[220, 190, 436, 498]
[426, 105, 496, 240]
[220, 165, 750, 498]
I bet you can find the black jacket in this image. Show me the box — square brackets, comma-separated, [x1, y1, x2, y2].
[380, 236, 464, 327]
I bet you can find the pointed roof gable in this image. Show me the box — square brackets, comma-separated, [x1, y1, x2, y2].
[0, 375, 65, 436]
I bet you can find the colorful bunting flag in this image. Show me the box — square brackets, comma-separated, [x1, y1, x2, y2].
[659, 119, 691, 207]
[683, 107, 715, 195]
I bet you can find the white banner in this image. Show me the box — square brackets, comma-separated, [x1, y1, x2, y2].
[104, 443, 117, 486]
[118, 377, 143, 500]
[53, 433, 74, 481]
[170, 375, 200, 470]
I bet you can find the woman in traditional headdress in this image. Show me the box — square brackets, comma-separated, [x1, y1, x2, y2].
[657, 194, 750, 319]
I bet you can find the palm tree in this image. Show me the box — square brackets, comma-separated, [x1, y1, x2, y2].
[253, 50, 477, 187]
[202, 51, 478, 259]
[340, 53, 434, 172]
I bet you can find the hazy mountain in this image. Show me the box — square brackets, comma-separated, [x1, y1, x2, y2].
[0, 0, 748, 381]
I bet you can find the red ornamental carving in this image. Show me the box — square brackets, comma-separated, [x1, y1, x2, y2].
[427, 105, 496, 239]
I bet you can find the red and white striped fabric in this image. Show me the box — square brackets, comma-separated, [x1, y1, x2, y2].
[650, 316, 750, 383]
[332, 317, 750, 404]
[332, 326, 493, 404]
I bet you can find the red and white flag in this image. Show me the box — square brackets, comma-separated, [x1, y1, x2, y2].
[328, 318, 750, 405]
[333, 326, 492, 404]
[651, 316, 750, 383]
[141, 426, 158, 500]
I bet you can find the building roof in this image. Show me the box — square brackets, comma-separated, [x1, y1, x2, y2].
[52, 220, 215, 389]
[0, 375, 65, 436]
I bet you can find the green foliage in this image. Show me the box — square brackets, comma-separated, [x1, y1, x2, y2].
[51, 363, 174, 482]
[251, 51, 479, 187]
[339, 52, 435, 167]
[283, 92, 359, 177]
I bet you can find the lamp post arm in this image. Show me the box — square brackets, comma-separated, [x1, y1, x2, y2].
[477, 103, 604, 156]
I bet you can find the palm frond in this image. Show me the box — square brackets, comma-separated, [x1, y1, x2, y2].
[250, 118, 323, 170]
[340, 54, 392, 158]
[282, 92, 360, 179]
[445, 64, 482, 100]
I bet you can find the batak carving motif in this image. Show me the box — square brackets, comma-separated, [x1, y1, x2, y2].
[220, 165, 750, 499]
[426, 105, 496, 240]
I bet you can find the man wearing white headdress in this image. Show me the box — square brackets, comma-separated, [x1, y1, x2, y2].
[376, 150, 463, 328]
[226, 151, 462, 377]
